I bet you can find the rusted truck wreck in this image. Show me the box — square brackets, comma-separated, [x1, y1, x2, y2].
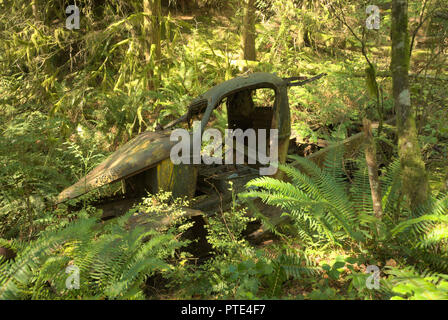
[57, 72, 327, 239]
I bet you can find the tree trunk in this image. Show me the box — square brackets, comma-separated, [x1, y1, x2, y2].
[32, 0, 39, 21]
[241, 0, 256, 61]
[363, 118, 383, 221]
[143, 0, 162, 89]
[391, 0, 429, 209]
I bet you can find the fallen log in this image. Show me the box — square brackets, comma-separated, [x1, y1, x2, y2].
[298, 117, 396, 167]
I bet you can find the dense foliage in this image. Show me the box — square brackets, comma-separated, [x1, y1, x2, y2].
[0, 0, 447, 300]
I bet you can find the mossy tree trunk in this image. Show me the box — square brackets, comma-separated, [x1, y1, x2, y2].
[143, 0, 162, 90]
[241, 0, 256, 61]
[391, 0, 429, 209]
[363, 119, 383, 221]
[31, 0, 39, 21]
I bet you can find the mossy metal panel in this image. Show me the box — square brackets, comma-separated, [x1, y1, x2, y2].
[196, 72, 290, 178]
[56, 130, 176, 203]
[195, 72, 288, 136]
[170, 163, 198, 198]
[154, 159, 198, 198]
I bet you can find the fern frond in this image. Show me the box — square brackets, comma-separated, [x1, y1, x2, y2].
[243, 152, 364, 244]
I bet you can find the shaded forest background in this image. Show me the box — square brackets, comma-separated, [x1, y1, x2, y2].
[0, 0, 448, 299]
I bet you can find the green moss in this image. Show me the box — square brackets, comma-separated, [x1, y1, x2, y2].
[398, 116, 429, 209]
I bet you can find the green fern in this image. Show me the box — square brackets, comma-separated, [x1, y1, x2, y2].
[240, 148, 366, 244]
[391, 194, 448, 273]
[385, 266, 448, 300]
[240, 146, 448, 274]
[0, 196, 189, 300]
